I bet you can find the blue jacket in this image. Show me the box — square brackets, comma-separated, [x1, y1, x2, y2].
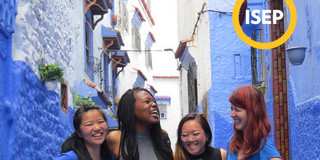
[56, 150, 78, 160]
[226, 136, 282, 160]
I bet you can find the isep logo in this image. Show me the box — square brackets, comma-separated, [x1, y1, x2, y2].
[232, 0, 297, 49]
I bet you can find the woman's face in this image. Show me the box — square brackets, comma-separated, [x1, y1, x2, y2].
[134, 90, 159, 125]
[181, 120, 207, 156]
[77, 110, 108, 147]
[230, 104, 248, 131]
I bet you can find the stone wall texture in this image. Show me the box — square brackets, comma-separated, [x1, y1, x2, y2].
[287, 0, 320, 159]
[10, 61, 74, 159]
[4, 0, 77, 159]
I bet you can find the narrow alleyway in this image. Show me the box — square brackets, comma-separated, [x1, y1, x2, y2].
[1, 0, 320, 159]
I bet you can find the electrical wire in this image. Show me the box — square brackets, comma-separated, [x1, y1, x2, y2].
[192, 3, 232, 36]
[200, 9, 232, 15]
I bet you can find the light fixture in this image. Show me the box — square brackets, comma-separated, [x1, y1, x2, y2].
[286, 46, 307, 66]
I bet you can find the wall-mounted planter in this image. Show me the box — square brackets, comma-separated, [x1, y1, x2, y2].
[286, 46, 307, 65]
[45, 80, 59, 91]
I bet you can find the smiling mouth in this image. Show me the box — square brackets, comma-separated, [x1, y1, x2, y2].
[150, 110, 158, 114]
[150, 110, 159, 119]
[234, 119, 240, 123]
[187, 143, 198, 150]
[92, 133, 103, 137]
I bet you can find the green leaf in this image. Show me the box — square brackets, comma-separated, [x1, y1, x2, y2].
[74, 94, 95, 106]
[39, 63, 64, 82]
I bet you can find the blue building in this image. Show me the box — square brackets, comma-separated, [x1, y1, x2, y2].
[0, 0, 128, 159]
[176, 0, 320, 159]
[285, 0, 320, 159]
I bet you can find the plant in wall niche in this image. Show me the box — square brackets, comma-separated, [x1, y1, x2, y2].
[39, 63, 65, 83]
[39, 63, 65, 90]
[74, 94, 95, 106]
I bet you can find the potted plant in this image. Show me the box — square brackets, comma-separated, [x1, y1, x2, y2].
[257, 85, 266, 95]
[74, 94, 95, 107]
[39, 63, 65, 90]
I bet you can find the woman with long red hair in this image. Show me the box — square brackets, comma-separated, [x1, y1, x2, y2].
[227, 85, 281, 160]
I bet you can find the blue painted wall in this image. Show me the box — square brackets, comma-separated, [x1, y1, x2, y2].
[74, 80, 118, 128]
[11, 61, 74, 159]
[206, 11, 252, 149]
[202, 0, 276, 150]
[0, 1, 75, 159]
[287, 0, 320, 159]
[0, 0, 120, 159]
[0, 0, 17, 159]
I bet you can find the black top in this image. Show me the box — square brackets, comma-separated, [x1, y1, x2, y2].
[188, 146, 222, 160]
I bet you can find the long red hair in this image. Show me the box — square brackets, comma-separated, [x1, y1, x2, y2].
[228, 85, 271, 159]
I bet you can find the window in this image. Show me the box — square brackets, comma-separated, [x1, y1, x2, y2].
[118, 2, 128, 32]
[251, 29, 269, 99]
[85, 20, 90, 65]
[60, 82, 68, 114]
[156, 97, 170, 119]
[187, 62, 198, 113]
[145, 46, 152, 69]
[84, 7, 94, 80]
[132, 25, 141, 51]
[158, 104, 167, 119]
[234, 54, 242, 78]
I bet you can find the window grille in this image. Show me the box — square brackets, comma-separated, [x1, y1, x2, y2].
[84, 7, 94, 80]
[251, 29, 269, 100]
[187, 63, 198, 113]
[145, 46, 152, 69]
[119, 2, 128, 32]
[132, 25, 141, 51]
[158, 104, 167, 119]
[60, 82, 68, 114]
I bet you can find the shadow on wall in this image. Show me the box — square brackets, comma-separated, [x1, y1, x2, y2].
[212, 110, 233, 149]
[195, 98, 233, 149]
[0, 101, 14, 160]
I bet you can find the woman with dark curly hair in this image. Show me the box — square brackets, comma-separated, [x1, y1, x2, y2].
[227, 85, 281, 160]
[107, 87, 173, 160]
[57, 104, 112, 160]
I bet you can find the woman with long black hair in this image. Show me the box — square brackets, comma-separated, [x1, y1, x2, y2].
[57, 104, 112, 160]
[107, 87, 173, 160]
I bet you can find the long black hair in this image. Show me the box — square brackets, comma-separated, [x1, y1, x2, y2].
[61, 104, 112, 160]
[117, 87, 173, 160]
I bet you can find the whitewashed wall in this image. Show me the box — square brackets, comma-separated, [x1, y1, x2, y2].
[153, 78, 180, 151]
[12, 0, 117, 108]
[176, 0, 212, 112]
[115, 0, 155, 97]
[12, 0, 81, 107]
